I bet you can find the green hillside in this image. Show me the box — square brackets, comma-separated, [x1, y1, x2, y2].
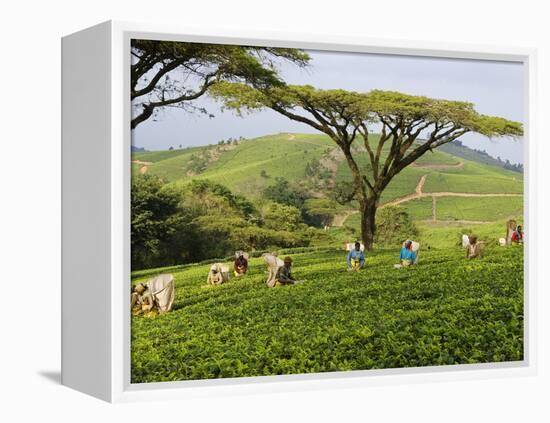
[133, 147, 201, 163]
[133, 133, 334, 196]
[132, 132, 524, 224]
[422, 161, 523, 194]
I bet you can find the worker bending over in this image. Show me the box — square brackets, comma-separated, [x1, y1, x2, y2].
[466, 235, 484, 259]
[265, 255, 299, 287]
[234, 251, 249, 277]
[207, 263, 230, 285]
[398, 240, 418, 267]
[131, 274, 175, 315]
[511, 225, 523, 244]
[347, 242, 365, 271]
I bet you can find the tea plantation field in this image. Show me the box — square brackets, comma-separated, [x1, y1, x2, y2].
[131, 245, 524, 383]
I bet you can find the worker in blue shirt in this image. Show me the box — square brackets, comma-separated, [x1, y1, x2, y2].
[347, 242, 365, 271]
[399, 240, 417, 267]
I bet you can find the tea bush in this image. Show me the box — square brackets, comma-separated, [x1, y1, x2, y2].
[131, 245, 523, 383]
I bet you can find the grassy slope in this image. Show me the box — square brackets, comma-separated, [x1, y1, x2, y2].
[334, 139, 522, 204]
[132, 147, 206, 181]
[415, 218, 524, 248]
[435, 197, 523, 222]
[370, 196, 524, 224]
[422, 161, 523, 194]
[131, 242, 523, 383]
[396, 197, 434, 221]
[187, 134, 333, 196]
[133, 132, 524, 221]
[133, 148, 201, 163]
[133, 133, 333, 197]
[414, 150, 461, 165]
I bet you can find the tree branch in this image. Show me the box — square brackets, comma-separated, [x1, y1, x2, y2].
[270, 104, 329, 136]
[131, 75, 216, 129]
[341, 143, 369, 200]
[383, 127, 470, 184]
[132, 58, 190, 100]
[379, 125, 401, 181]
[358, 123, 377, 180]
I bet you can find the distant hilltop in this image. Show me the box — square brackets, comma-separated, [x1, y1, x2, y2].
[133, 132, 522, 174]
[131, 145, 147, 153]
[440, 140, 523, 174]
[131, 131, 522, 194]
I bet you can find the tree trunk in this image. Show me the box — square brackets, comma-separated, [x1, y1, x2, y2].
[360, 198, 378, 250]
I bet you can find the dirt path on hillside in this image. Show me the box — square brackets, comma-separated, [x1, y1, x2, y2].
[372, 172, 522, 224]
[382, 173, 521, 208]
[411, 160, 464, 171]
[383, 175, 428, 207]
[429, 192, 522, 198]
[332, 210, 358, 227]
[330, 176, 521, 227]
[332, 170, 521, 227]
[132, 160, 152, 174]
[420, 218, 491, 224]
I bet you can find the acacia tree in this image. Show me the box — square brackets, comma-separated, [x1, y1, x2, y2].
[131, 40, 309, 129]
[211, 83, 523, 249]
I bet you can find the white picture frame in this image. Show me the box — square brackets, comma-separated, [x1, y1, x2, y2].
[61, 20, 538, 403]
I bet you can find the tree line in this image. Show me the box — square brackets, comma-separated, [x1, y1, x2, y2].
[131, 175, 327, 269]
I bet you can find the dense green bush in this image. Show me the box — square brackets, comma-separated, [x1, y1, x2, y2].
[131, 175, 188, 269]
[262, 202, 303, 231]
[303, 198, 338, 227]
[131, 246, 524, 383]
[374, 206, 419, 246]
[189, 179, 256, 218]
[263, 177, 307, 210]
[131, 175, 318, 269]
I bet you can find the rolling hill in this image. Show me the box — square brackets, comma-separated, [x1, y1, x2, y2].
[133, 133, 334, 195]
[132, 132, 524, 225]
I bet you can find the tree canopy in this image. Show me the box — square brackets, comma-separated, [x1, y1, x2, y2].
[211, 82, 523, 248]
[131, 40, 309, 128]
[211, 82, 523, 191]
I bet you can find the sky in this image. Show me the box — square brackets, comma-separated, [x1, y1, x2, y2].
[132, 49, 525, 164]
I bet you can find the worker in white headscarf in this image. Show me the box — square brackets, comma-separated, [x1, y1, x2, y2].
[207, 263, 230, 285]
[131, 274, 175, 314]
